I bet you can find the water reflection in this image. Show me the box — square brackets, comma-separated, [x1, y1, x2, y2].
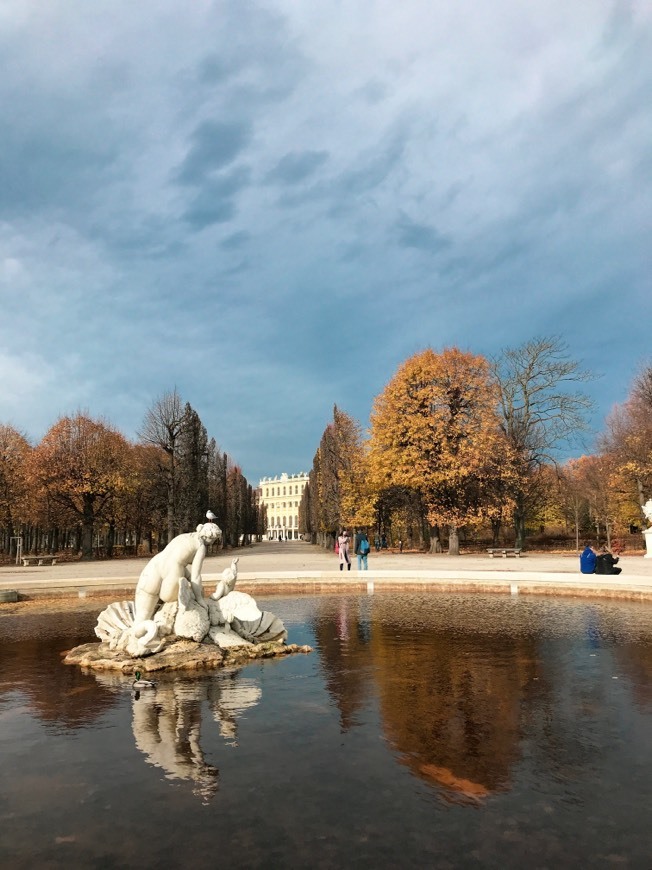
[312, 599, 373, 730]
[93, 670, 261, 802]
[311, 594, 652, 807]
[3, 594, 652, 867]
[0, 609, 118, 730]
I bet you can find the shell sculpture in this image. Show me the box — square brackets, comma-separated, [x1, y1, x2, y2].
[95, 601, 163, 657]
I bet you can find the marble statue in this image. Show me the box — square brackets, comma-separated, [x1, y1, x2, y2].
[643, 499, 652, 559]
[95, 518, 287, 656]
[135, 521, 222, 623]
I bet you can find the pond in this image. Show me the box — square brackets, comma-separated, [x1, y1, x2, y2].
[1, 592, 652, 869]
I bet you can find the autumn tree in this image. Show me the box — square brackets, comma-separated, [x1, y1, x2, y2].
[28, 413, 130, 559]
[491, 336, 594, 549]
[300, 406, 367, 547]
[369, 348, 509, 555]
[600, 364, 652, 525]
[0, 425, 31, 555]
[115, 444, 168, 555]
[556, 459, 591, 551]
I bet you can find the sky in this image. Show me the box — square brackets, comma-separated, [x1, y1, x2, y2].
[0, 0, 650, 485]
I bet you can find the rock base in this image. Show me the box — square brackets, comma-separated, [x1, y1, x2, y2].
[63, 637, 312, 673]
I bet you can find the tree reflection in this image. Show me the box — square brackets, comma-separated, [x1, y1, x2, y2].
[311, 598, 373, 730]
[315, 595, 543, 803]
[373, 624, 538, 803]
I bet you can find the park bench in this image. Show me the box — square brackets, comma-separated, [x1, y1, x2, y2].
[21, 556, 57, 567]
[486, 548, 522, 558]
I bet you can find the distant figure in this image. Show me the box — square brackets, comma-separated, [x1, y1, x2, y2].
[338, 530, 351, 571]
[381, 534, 388, 550]
[580, 542, 597, 574]
[374, 534, 381, 552]
[398, 539, 403, 553]
[595, 545, 622, 576]
[356, 532, 370, 571]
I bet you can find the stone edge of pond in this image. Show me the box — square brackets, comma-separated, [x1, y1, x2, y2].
[62, 638, 313, 673]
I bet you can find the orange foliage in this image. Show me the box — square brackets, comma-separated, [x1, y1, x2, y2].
[27, 413, 131, 556]
[369, 348, 513, 529]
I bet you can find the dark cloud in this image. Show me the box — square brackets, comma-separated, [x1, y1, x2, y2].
[265, 150, 329, 185]
[175, 120, 253, 185]
[395, 216, 450, 253]
[183, 166, 251, 228]
[220, 230, 250, 249]
[196, 54, 239, 85]
[0, 121, 117, 218]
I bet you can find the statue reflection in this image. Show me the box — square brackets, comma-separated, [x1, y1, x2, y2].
[93, 670, 261, 802]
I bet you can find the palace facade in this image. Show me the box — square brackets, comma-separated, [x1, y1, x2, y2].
[258, 472, 309, 540]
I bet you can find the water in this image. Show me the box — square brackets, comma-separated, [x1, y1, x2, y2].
[2, 592, 652, 869]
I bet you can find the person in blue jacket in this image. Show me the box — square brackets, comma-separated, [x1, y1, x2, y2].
[580, 541, 597, 574]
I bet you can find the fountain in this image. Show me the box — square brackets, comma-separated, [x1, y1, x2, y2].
[64, 518, 310, 672]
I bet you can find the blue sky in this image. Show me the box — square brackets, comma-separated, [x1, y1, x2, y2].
[0, 0, 650, 484]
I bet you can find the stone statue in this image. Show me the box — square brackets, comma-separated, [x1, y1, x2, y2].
[135, 521, 222, 623]
[94, 517, 287, 656]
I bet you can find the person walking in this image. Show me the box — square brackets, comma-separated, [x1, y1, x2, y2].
[337, 530, 351, 571]
[356, 531, 370, 570]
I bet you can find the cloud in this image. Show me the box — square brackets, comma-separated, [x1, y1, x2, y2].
[265, 150, 329, 185]
[183, 166, 252, 228]
[175, 121, 253, 186]
[395, 215, 450, 253]
[0, 0, 649, 483]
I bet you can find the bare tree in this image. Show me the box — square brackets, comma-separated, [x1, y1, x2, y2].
[138, 389, 185, 541]
[492, 336, 594, 549]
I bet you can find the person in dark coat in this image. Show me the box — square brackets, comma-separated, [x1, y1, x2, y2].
[595, 545, 622, 575]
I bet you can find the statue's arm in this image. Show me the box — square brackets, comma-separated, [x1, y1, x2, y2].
[190, 541, 208, 608]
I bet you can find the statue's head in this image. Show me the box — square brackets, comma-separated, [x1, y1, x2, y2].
[644, 499, 652, 524]
[197, 522, 222, 544]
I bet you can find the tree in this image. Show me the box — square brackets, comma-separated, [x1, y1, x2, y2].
[492, 336, 594, 549]
[0, 425, 31, 555]
[601, 363, 652, 524]
[176, 403, 209, 532]
[28, 413, 130, 560]
[138, 389, 185, 541]
[369, 348, 508, 555]
[301, 406, 367, 547]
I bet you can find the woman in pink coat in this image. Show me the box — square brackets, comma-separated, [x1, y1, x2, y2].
[337, 530, 351, 571]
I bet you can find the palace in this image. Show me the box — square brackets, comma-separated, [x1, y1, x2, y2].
[258, 472, 309, 541]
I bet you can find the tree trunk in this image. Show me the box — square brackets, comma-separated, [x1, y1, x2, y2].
[513, 500, 526, 550]
[490, 518, 501, 547]
[107, 520, 115, 558]
[429, 525, 442, 553]
[81, 496, 94, 560]
[448, 524, 460, 556]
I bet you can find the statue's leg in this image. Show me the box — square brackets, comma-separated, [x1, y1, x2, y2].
[134, 588, 159, 623]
